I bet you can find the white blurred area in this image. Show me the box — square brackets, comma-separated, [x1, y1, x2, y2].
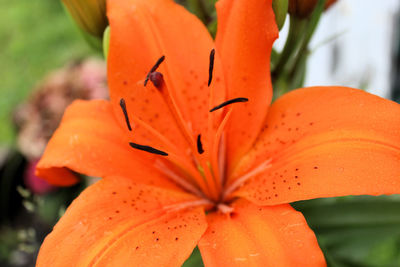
[275, 0, 400, 97]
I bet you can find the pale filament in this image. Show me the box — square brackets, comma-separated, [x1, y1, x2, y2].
[222, 158, 273, 200]
[154, 160, 205, 198]
[218, 133, 226, 187]
[213, 109, 232, 188]
[163, 199, 213, 213]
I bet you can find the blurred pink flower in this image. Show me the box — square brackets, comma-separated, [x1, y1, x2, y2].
[13, 58, 108, 193]
[24, 160, 56, 195]
[14, 57, 108, 160]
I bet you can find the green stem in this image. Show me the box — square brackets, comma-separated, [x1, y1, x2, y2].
[287, 0, 326, 78]
[272, 16, 307, 82]
[187, 0, 211, 25]
[289, 49, 308, 89]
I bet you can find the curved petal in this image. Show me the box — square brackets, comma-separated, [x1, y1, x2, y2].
[107, 0, 225, 152]
[198, 199, 325, 267]
[233, 87, 400, 205]
[36, 99, 179, 190]
[215, 0, 279, 171]
[36, 176, 207, 267]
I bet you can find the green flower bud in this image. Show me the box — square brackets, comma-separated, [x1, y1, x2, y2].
[273, 0, 289, 30]
[288, 0, 337, 18]
[103, 26, 110, 59]
[62, 0, 108, 39]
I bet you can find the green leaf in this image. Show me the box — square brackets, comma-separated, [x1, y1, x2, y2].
[293, 196, 400, 267]
[182, 247, 204, 267]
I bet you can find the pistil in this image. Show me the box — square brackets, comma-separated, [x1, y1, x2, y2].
[146, 58, 219, 201]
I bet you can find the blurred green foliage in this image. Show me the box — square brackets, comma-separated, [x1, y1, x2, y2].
[0, 0, 92, 145]
[294, 196, 400, 267]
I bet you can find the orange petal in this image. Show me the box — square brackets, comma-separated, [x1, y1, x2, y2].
[36, 99, 179, 190]
[215, 0, 278, 171]
[198, 199, 325, 266]
[107, 0, 225, 152]
[36, 176, 207, 267]
[234, 87, 400, 205]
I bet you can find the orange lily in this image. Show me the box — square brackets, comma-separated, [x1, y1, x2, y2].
[36, 0, 400, 266]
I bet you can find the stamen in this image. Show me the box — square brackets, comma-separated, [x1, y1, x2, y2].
[211, 109, 232, 190]
[164, 199, 213, 213]
[218, 133, 226, 185]
[208, 49, 215, 87]
[129, 142, 168, 156]
[223, 158, 272, 199]
[144, 55, 165, 86]
[209, 97, 249, 112]
[119, 98, 132, 131]
[149, 71, 164, 88]
[197, 134, 204, 154]
[154, 160, 205, 198]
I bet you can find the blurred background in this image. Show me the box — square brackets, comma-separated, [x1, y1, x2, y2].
[0, 0, 399, 266]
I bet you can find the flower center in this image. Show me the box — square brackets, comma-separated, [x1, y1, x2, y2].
[118, 52, 267, 212]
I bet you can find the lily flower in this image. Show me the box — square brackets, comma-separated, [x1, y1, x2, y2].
[36, 0, 400, 266]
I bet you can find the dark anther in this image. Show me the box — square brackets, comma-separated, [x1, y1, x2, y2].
[119, 98, 132, 131]
[129, 142, 168, 156]
[149, 72, 164, 88]
[208, 49, 215, 87]
[209, 97, 249, 112]
[197, 134, 204, 154]
[144, 55, 165, 86]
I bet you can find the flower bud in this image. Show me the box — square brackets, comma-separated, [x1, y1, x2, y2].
[62, 0, 108, 39]
[273, 0, 289, 30]
[288, 0, 337, 18]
